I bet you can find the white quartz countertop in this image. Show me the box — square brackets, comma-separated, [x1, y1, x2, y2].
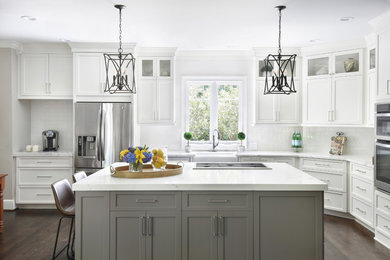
[72, 162, 327, 192]
[13, 151, 73, 157]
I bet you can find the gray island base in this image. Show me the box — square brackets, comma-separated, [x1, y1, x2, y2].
[73, 163, 326, 260]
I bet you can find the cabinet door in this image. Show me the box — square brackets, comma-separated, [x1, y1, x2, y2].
[21, 54, 48, 96]
[217, 211, 253, 260]
[332, 75, 363, 124]
[75, 53, 104, 95]
[277, 83, 299, 123]
[49, 54, 72, 97]
[378, 30, 390, 100]
[156, 79, 174, 122]
[137, 79, 156, 123]
[110, 211, 146, 260]
[304, 78, 332, 124]
[158, 58, 172, 78]
[254, 192, 323, 260]
[141, 59, 156, 78]
[367, 72, 376, 125]
[182, 211, 218, 260]
[146, 211, 181, 260]
[256, 80, 276, 123]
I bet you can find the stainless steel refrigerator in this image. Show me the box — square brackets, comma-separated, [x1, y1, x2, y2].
[75, 102, 133, 175]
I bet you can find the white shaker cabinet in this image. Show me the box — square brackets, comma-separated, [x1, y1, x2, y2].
[74, 53, 105, 96]
[137, 57, 174, 124]
[255, 79, 299, 124]
[303, 50, 363, 125]
[377, 29, 390, 101]
[20, 53, 72, 99]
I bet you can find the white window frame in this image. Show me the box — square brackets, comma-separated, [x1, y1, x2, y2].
[182, 76, 247, 150]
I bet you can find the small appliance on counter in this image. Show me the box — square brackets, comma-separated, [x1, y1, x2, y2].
[42, 130, 59, 151]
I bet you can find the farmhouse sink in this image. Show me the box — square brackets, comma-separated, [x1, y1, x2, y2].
[193, 151, 238, 162]
[194, 162, 271, 170]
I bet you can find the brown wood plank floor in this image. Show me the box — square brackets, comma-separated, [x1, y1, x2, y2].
[1, 210, 390, 259]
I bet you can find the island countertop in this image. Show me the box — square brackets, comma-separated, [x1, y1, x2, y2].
[72, 162, 327, 191]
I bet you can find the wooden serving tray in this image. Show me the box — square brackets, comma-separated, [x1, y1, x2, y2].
[110, 164, 183, 178]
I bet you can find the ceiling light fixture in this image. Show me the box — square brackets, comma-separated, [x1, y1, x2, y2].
[103, 4, 136, 94]
[264, 5, 297, 95]
[339, 16, 354, 22]
[20, 16, 37, 21]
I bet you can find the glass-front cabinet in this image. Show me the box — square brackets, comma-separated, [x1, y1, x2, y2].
[140, 57, 172, 79]
[369, 48, 376, 71]
[306, 49, 362, 78]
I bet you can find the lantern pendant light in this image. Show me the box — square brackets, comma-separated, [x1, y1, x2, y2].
[104, 4, 136, 94]
[264, 5, 297, 95]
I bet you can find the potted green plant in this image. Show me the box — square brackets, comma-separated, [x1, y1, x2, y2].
[184, 132, 193, 153]
[237, 132, 246, 152]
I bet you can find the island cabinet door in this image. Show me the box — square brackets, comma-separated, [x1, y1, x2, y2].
[217, 211, 253, 260]
[110, 211, 147, 260]
[254, 191, 324, 260]
[145, 211, 181, 260]
[182, 211, 218, 260]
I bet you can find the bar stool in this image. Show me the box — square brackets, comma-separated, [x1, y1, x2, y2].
[51, 179, 75, 260]
[73, 171, 87, 183]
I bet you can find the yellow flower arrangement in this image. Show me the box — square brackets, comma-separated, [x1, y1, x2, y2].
[120, 149, 129, 160]
[134, 147, 146, 163]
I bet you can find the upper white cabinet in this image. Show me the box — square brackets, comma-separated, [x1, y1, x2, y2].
[303, 50, 363, 125]
[255, 57, 300, 124]
[74, 53, 105, 96]
[137, 55, 175, 124]
[20, 53, 72, 99]
[377, 29, 390, 101]
[255, 79, 299, 124]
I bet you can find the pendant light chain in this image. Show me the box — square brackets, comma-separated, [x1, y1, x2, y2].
[278, 7, 282, 55]
[118, 6, 123, 53]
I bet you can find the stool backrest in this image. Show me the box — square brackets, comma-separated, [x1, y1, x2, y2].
[73, 171, 87, 183]
[51, 179, 75, 216]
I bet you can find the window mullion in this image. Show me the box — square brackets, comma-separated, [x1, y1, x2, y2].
[209, 82, 218, 142]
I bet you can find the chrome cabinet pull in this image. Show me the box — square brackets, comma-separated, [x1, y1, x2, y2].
[356, 186, 367, 192]
[356, 207, 366, 214]
[314, 163, 330, 167]
[219, 217, 225, 236]
[384, 205, 390, 210]
[213, 216, 218, 236]
[147, 217, 152, 236]
[207, 199, 229, 203]
[36, 194, 51, 196]
[324, 198, 331, 201]
[356, 169, 367, 174]
[384, 225, 390, 231]
[136, 199, 157, 203]
[36, 161, 52, 164]
[37, 175, 52, 178]
[320, 179, 330, 183]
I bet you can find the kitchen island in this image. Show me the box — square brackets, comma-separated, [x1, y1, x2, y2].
[73, 162, 327, 260]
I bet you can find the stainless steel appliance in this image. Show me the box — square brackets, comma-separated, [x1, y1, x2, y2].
[375, 103, 390, 193]
[42, 130, 59, 151]
[75, 102, 133, 175]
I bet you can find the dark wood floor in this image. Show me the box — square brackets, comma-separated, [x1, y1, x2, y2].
[1, 210, 390, 259]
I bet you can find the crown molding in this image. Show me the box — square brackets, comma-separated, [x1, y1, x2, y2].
[369, 9, 390, 34]
[21, 43, 71, 53]
[136, 47, 178, 57]
[252, 47, 301, 57]
[175, 49, 254, 61]
[68, 42, 137, 53]
[300, 38, 366, 56]
[0, 41, 23, 52]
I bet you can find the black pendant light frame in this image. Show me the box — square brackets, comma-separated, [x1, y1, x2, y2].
[264, 5, 297, 95]
[104, 4, 136, 94]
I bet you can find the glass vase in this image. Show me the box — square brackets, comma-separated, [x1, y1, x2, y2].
[129, 162, 143, 172]
[151, 147, 168, 171]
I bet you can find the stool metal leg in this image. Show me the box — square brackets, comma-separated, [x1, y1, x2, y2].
[66, 217, 74, 259]
[52, 216, 74, 260]
[52, 216, 64, 260]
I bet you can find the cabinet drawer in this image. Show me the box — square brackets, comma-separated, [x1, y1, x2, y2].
[111, 192, 180, 210]
[351, 163, 373, 181]
[377, 191, 390, 217]
[16, 186, 54, 204]
[350, 176, 373, 203]
[324, 191, 346, 212]
[240, 156, 295, 166]
[17, 156, 72, 168]
[17, 168, 72, 185]
[376, 213, 390, 238]
[307, 171, 345, 192]
[301, 158, 346, 174]
[183, 192, 252, 210]
[351, 196, 373, 227]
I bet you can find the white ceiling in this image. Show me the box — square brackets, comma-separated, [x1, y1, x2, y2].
[0, 0, 390, 49]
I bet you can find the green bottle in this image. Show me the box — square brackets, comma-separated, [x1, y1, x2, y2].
[296, 131, 302, 148]
[292, 131, 296, 148]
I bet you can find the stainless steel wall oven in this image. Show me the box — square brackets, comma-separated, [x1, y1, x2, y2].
[375, 104, 390, 193]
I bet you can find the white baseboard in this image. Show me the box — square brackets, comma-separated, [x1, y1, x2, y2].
[4, 199, 17, 210]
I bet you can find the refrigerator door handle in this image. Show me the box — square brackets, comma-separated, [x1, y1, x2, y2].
[101, 107, 106, 163]
[96, 105, 102, 162]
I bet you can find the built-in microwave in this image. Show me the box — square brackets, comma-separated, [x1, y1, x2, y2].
[376, 103, 390, 140]
[375, 140, 390, 193]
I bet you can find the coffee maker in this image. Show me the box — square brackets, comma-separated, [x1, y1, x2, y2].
[42, 130, 59, 151]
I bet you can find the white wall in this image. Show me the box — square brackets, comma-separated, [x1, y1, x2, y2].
[30, 100, 73, 151]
